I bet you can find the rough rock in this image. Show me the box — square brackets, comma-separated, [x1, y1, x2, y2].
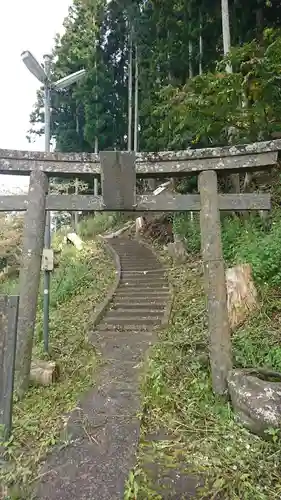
[167, 241, 187, 264]
[227, 369, 281, 436]
[64, 232, 83, 250]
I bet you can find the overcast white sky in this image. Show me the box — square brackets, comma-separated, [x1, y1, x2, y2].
[0, 0, 72, 193]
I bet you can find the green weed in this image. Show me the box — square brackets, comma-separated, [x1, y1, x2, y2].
[0, 239, 115, 495]
[78, 212, 127, 239]
[132, 249, 281, 499]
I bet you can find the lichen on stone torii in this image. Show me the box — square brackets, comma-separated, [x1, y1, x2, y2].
[0, 139, 280, 177]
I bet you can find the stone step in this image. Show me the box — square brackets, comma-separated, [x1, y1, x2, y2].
[113, 295, 167, 302]
[114, 294, 169, 302]
[121, 267, 161, 271]
[107, 309, 162, 318]
[103, 316, 162, 326]
[117, 259, 162, 271]
[121, 266, 161, 269]
[119, 247, 155, 251]
[119, 278, 169, 290]
[114, 254, 153, 260]
[98, 323, 152, 332]
[95, 330, 154, 342]
[121, 269, 165, 274]
[122, 269, 167, 276]
[118, 284, 169, 291]
[120, 276, 166, 283]
[120, 281, 167, 288]
[117, 283, 169, 297]
[117, 253, 154, 258]
[119, 256, 158, 261]
[120, 256, 159, 260]
[110, 303, 165, 311]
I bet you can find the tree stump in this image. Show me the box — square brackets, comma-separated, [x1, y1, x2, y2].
[226, 264, 258, 330]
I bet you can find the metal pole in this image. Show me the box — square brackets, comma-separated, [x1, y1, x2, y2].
[75, 106, 80, 231]
[43, 54, 52, 354]
[94, 44, 99, 200]
[74, 178, 79, 230]
[94, 136, 98, 195]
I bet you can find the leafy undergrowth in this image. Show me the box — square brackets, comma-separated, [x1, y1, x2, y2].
[78, 212, 130, 239]
[129, 249, 281, 499]
[0, 239, 115, 498]
[0, 214, 23, 287]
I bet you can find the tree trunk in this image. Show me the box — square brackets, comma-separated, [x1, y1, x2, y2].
[128, 24, 133, 152]
[199, 12, 203, 76]
[134, 43, 139, 153]
[188, 3, 193, 78]
[221, 0, 232, 71]
[221, 0, 240, 194]
[256, 0, 264, 40]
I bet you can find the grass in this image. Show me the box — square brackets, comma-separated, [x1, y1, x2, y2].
[0, 238, 115, 498]
[78, 212, 129, 239]
[127, 236, 281, 498]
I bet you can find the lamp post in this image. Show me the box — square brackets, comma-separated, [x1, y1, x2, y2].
[21, 50, 86, 353]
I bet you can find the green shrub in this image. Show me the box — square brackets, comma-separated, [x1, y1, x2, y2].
[174, 209, 281, 288]
[173, 213, 201, 254]
[235, 215, 281, 287]
[78, 212, 126, 239]
[221, 215, 246, 264]
[48, 247, 95, 307]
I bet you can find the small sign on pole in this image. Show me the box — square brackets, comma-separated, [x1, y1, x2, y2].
[41, 248, 54, 272]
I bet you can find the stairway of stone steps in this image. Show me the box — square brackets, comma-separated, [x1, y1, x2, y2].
[98, 238, 169, 332]
[36, 236, 170, 500]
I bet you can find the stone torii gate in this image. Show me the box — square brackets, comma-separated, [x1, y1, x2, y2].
[0, 140, 279, 396]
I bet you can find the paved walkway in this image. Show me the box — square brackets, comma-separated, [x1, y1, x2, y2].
[36, 238, 169, 500]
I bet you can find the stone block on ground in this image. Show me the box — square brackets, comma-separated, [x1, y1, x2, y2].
[65, 232, 84, 250]
[167, 240, 187, 264]
[30, 359, 59, 386]
[227, 368, 281, 436]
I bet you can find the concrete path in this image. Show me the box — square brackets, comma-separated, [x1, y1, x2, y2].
[36, 238, 169, 500]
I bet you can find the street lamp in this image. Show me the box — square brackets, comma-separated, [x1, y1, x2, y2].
[21, 50, 86, 354]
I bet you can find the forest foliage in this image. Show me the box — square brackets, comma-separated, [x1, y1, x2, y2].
[28, 0, 281, 153]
